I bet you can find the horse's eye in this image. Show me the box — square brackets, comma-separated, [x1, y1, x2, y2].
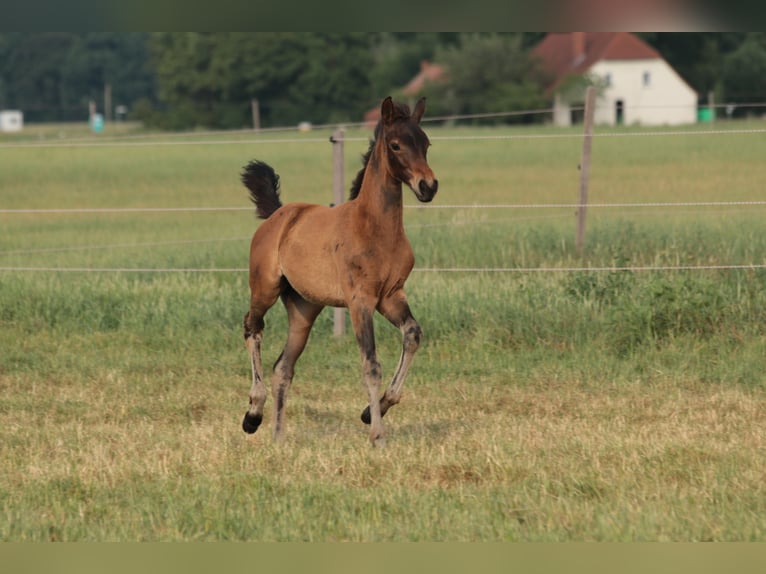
[389, 142, 401, 152]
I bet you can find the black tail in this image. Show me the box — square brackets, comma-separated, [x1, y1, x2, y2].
[241, 160, 283, 219]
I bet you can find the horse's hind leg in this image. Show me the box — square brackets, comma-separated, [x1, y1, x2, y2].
[242, 275, 282, 434]
[242, 310, 268, 433]
[270, 288, 323, 442]
[361, 292, 421, 425]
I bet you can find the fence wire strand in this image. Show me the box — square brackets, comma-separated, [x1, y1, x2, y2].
[2, 263, 765, 274]
[3, 127, 766, 150]
[4, 200, 766, 215]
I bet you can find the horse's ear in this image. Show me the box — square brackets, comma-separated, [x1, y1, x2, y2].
[381, 96, 395, 125]
[412, 97, 426, 124]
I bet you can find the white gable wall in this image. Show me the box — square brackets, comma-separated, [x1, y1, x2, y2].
[590, 59, 697, 126]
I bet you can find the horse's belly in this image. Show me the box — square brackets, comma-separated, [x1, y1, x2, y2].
[281, 255, 345, 307]
[289, 276, 345, 308]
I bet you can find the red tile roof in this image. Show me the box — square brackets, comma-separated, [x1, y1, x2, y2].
[532, 32, 662, 92]
[402, 60, 447, 96]
[365, 60, 447, 124]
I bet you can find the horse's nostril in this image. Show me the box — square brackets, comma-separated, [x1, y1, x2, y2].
[419, 179, 438, 194]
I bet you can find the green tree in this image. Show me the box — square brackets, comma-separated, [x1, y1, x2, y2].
[148, 33, 376, 129]
[418, 33, 548, 122]
[148, 32, 228, 129]
[721, 33, 766, 108]
[64, 33, 154, 117]
[638, 33, 747, 101]
[0, 33, 154, 122]
[258, 33, 375, 125]
[2, 33, 78, 121]
[368, 33, 460, 99]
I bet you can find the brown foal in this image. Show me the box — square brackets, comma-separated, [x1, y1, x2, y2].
[241, 96, 438, 447]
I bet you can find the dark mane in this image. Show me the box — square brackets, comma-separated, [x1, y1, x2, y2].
[348, 101, 412, 201]
[348, 137, 375, 201]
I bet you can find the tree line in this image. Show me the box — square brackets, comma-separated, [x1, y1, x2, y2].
[1, 32, 765, 128]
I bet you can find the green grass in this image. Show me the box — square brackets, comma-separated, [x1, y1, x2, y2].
[1, 120, 766, 541]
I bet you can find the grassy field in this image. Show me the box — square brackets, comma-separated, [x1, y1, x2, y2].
[1, 119, 766, 541]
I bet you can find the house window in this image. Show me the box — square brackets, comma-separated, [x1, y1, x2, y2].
[643, 71, 651, 87]
[604, 72, 612, 87]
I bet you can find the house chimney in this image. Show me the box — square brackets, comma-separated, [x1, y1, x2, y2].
[572, 32, 586, 66]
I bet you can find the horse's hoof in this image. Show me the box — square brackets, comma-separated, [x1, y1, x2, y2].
[372, 435, 386, 449]
[242, 412, 263, 434]
[360, 406, 371, 425]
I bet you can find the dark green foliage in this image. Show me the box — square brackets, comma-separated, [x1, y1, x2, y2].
[147, 32, 377, 129]
[368, 33, 460, 99]
[0, 33, 154, 122]
[418, 33, 549, 123]
[2, 32, 764, 128]
[721, 34, 766, 107]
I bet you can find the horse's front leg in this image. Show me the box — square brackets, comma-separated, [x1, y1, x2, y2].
[361, 292, 421, 424]
[349, 303, 385, 447]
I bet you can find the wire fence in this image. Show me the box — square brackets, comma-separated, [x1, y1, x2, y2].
[2, 264, 766, 274]
[4, 127, 766, 150]
[3, 99, 766, 150]
[4, 200, 766, 215]
[5, 99, 766, 142]
[3, 104, 766, 275]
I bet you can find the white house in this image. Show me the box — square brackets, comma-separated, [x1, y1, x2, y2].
[0, 110, 23, 132]
[532, 32, 698, 127]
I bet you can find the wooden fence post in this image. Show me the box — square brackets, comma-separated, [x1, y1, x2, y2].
[576, 86, 596, 256]
[251, 99, 261, 132]
[104, 83, 112, 124]
[331, 128, 346, 336]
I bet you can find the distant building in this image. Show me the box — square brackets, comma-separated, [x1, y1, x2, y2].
[401, 60, 446, 97]
[0, 110, 23, 132]
[365, 60, 446, 125]
[532, 32, 698, 126]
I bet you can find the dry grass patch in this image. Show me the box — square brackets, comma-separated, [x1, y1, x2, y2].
[3, 354, 766, 540]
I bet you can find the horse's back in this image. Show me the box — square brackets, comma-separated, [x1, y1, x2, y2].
[250, 202, 327, 247]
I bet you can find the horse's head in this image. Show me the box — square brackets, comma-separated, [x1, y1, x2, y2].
[380, 96, 438, 203]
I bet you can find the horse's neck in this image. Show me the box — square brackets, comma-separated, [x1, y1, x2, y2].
[356, 158, 405, 230]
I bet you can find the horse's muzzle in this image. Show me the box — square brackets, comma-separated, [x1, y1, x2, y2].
[415, 179, 439, 203]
